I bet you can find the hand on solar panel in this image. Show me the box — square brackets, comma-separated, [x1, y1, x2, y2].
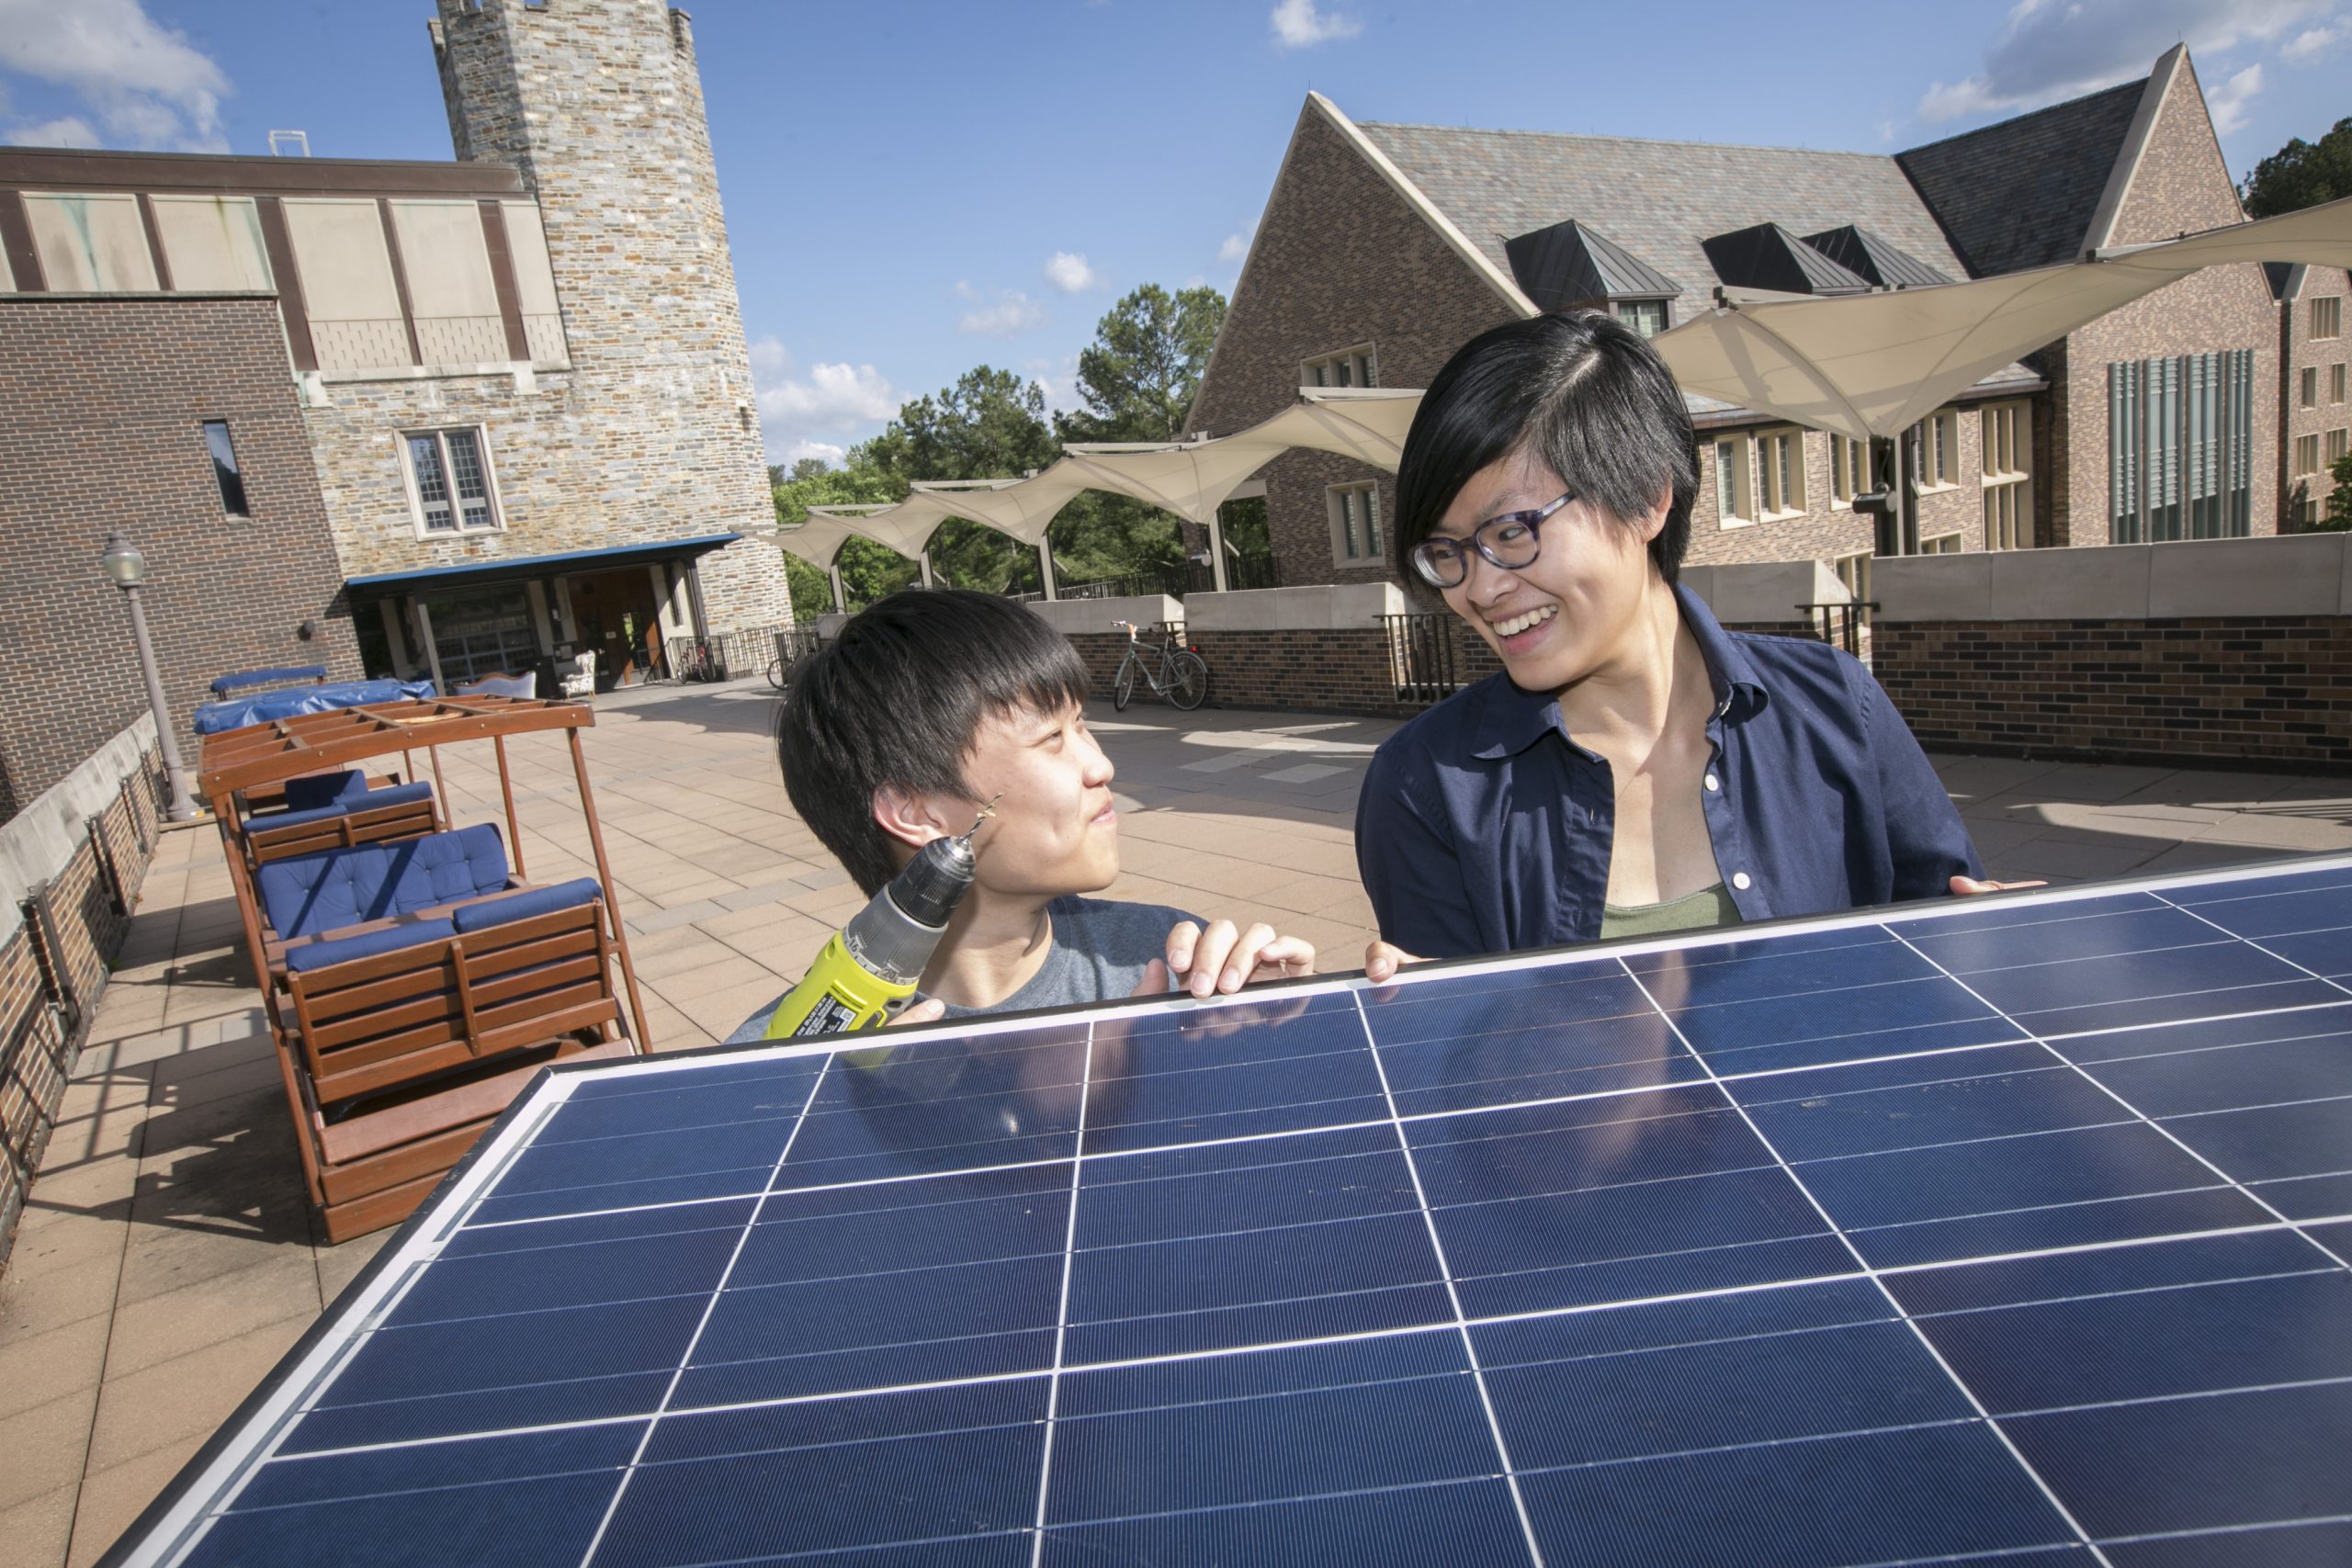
[1363, 940, 1427, 987]
[1159, 919, 1316, 998]
[1951, 874, 2052, 896]
[885, 997, 948, 1028]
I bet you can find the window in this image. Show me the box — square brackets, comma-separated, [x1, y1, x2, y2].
[2303, 367, 2320, 409]
[2329, 428, 2350, 466]
[1919, 532, 1963, 554]
[1615, 299, 1668, 338]
[2312, 297, 2342, 340]
[1978, 400, 2031, 550]
[2109, 350, 2255, 542]
[1917, 411, 1959, 489]
[1713, 434, 1753, 525]
[202, 422, 249, 517]
[402, 427, 501, 535]
[1829, 434, 1871, 507]
[1327, 481, 1383, 563]
[1303, 344, 1377, 389]
[1755, 429, 1804, 516]
[2294, 433, 2323, 477]
[2335, 364, 2347, 404]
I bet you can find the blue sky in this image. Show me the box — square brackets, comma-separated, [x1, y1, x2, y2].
[5, 0, 2346, 466]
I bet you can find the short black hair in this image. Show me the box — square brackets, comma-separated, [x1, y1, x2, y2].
[1394, 310, 1696, 591]
[776, 589, 1090, 895]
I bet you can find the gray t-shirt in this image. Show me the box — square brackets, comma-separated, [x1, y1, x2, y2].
[724, 896, 1200, 1043]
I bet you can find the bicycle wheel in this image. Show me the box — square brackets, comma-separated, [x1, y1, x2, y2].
[766, 659, 787, 691]
[1113, 655, 1136, 711]
[1167, 649, 1209, 711]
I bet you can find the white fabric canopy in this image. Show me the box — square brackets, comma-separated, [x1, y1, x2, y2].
[763, 198, 2352, 563]
[1651, 196, 2352, 441]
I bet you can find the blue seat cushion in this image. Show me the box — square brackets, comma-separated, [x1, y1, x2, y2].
[255, 825, 509, 940]
[247, 781, 434, 836]
[282, 771, 368, 813]
[451, 878, 603, 934]
[285, 919, 458, 975]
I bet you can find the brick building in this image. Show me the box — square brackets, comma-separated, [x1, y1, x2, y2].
[0, 295, 359, 811]
[2274, 261, 2352, 526]
[1193, 45, 2311, 594]
[0, 0, 785, 734]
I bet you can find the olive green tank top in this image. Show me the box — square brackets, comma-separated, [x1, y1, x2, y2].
[1600, 882, 1744, 942]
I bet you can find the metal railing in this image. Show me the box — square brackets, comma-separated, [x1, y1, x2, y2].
[1045, 553, 1278, 604]
[1383, 613, 1462, 705]
[1799, 601, 1877, 659]
[662, 624, 795, 683]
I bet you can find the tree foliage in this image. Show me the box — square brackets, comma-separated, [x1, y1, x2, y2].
[2243, 118, 2352, 218]
[770, 283, 1231, 608]
[2320, 450, 2352, 533]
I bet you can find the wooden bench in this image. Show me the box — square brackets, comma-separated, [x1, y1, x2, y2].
[277, 879, 630, 1240]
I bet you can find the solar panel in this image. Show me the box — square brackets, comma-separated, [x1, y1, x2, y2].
[103, 854, 2352, 1568]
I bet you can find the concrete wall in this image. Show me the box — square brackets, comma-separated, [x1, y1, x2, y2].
[0, 294, 362, 814]
[426, 0, 786, 630]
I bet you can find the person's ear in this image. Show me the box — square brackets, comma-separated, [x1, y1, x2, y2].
[1634, 481, 1672, 544]
[872, 785, 957, 852]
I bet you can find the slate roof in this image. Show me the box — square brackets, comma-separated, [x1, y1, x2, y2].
[1702, 222, 1872, 295]
[1354, 119, 1973, 306]
[1503, 220, 1681, 312]
[1894, 80, 2144, 277]
[1804, 225, 1952, 288]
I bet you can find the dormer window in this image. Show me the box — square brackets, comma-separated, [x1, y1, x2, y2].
[1304, 344, 1376, 389]
[1615, 299, 1668, 338]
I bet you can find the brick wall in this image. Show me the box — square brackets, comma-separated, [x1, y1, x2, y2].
[2053, 57, 2278, 548]
[2280, 266, 2350, 528]
[1874, 617, 2352, 768]
[0, 295, 362, 811]
[1189, 104, 1520, 591]
[0, 744, 162, 1271]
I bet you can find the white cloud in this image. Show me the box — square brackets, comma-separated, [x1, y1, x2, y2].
[1025, 354, 1084, 417]
[1916, 0, 2332, 124]
[782, 439, 846, 468]
[6, 113, 98, 148]
[2205, 62, 2263, 132]
[1044, 251, 1102, 293]
[2281, 22, 2345, 60]
[1270, 0, 1361, 49]
[1217, 224, 1255, 264]
[756, 360, 898, 429]
[960, 288, 1047, 336]
[745, 335, 791, 378]
[0, 0, 230, 151]
[951, 278, 980, 300]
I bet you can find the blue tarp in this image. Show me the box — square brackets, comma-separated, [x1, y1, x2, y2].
[210, 666, 328, 696]
[192, 679, 438, 735]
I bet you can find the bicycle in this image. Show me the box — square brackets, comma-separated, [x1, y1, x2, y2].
[672, 638, 727, 683]
[1110, 620, 1209, 712]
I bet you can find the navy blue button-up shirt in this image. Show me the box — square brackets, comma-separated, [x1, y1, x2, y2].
[1357, 586, 1982, 960]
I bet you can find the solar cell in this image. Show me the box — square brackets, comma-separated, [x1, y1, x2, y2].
[102, 855, 2352, 1568]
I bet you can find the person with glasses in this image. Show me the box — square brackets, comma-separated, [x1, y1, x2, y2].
[1357, 310, 2012, 976]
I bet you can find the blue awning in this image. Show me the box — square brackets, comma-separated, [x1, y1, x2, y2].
[345, 533, 744, 593]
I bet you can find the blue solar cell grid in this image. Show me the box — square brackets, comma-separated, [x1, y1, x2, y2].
[107, 857, 2352, 1568]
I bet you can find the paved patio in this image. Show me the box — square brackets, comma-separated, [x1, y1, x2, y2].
[3, 675, 2349, 1566]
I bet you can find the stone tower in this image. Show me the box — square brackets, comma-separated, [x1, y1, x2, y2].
[428, 0, 786, 630]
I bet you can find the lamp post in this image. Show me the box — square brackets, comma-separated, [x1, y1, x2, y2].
[100, 532, 199, 822]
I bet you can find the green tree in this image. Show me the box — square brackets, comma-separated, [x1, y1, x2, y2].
[1048, 284, 1230, 587]
[1057, 284, 1227, 444]
[2320, 450, 2352, 533]
[2243, 118, 2352, 218]
[772, 448, 905, 617]
[860, 367, 1059, 594]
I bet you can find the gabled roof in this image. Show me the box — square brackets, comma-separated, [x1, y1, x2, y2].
[1503, 220, 1679, 311]
[1894, 78, 2145, 276]
[1804, 225, 1951, 288]
[1352, 118, 1970, 304]
[1702, 222, 1871, 295]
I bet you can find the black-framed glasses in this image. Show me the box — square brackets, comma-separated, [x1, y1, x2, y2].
[1408, 491, 1574, 589]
